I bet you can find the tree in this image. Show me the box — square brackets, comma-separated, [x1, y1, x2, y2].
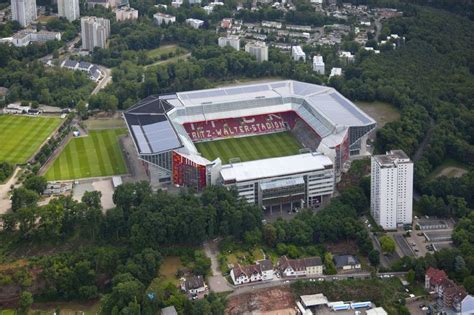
[379, 235, 396, 254]
[193, 251, 211, 276]
[11, 188, 39, 211]
[463, 276, 474, 295]
[406, 269, 415, 284]
[324, 252, 337, 275]
[18, 291, 33, 314]
[24, 175, 47, 194]
[368, 249, 380, 267]
[262, 224, 277, 247]
[76, 100, 88, 119]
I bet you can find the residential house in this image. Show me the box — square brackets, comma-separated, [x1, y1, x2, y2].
[425, 267, 468, 310]
[181, 275, 207, 295]
[333, 255, 361, 270]
[257, 259, 274, 280]
[277, 256, 323, 277]
[230, 263, 263, 285]
[425, 267, 448, 293]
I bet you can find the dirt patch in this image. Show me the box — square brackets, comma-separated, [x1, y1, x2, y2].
[435, 166, 468, 178]
[226, 286, 295, 315]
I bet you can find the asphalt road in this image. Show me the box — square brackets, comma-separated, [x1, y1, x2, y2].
[394, 234, 414, 257]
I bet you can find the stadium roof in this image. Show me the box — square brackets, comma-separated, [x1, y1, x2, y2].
[220, 153, 333, 182]
[124, 95, 182, 155]
[124, 80, 375, 159]
[173, 80, 375, 128]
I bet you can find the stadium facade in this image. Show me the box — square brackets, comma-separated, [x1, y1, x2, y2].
[124, 80, 376, 208]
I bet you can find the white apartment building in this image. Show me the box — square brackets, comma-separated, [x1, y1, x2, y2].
[292, 45, 306, 61]
[115, 6, 138, 21]
[218, 35, 240, 50]
[185, 18, 204, 29]
[11, 0, 37, 27]
[312, 55, 325, 74]
[371, 150, 413, 230]
[245, 41, 268, 62]
[339, 51, 355, 63]
[153, 12, 175, 25]
[81, 16, 110, 51]
[220, 153, 335, 209]
[58, 0, 80, 21]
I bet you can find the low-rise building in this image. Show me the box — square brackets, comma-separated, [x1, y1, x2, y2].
[292, 45, 306, 62]
[257, 259, 274, 280]
[312, 55, 325, 74]
[154, 12, 176, 25]
[181, 275, 207, 295]
[277, 256, 323, 277]
[220, 18, 232, 29]
[186, 18, 204, 29]
[161, 306, 177, 315]
[230, 263, 263, 285]
[43, 182, 73, 195]
[11, 30, 61, 47]
[218, 35, 240, 50]
[425, 267, 469, 310]
[333, 255, 361, 270]
[115, 6, 138, 21]
[329, 67, 342, 78]
[3, 103, 30, 114]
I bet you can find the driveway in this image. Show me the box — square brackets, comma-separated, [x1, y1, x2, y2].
[0, 167, 21, 214]
[203, 240, 234, 293]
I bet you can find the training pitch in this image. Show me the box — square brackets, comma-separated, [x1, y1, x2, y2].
[0, 115, 63, 164]
[195, 131, 302, 164]
[45, 129, 128, 180]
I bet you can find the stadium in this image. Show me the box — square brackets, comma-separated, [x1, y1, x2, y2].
[124, 80, 376, 210]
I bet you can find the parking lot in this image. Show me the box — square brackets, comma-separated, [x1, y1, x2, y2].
[390, 217, 454, 258]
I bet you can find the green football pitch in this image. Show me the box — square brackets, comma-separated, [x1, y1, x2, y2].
[195, 131, 303, 164]
[45, 129, 128, 180]
[0, 115, 63, 164]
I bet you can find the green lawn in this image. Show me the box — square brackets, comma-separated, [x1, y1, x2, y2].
[0, 115, 63, 164]
[195, 132, 302, 164]
[146, 44, 180, 58]
[45, 129, 128, 180]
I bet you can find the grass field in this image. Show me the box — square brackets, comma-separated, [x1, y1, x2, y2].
[195, 132, 302, 164]
[146, 44, 180, 58]
[356, 101, 400, 128]
[45, 129, 127, 180]
[0, 115, 63, 164]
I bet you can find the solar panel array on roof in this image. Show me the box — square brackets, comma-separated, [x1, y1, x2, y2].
[143, 120, 181, 153]
[131, 125, 151, 154]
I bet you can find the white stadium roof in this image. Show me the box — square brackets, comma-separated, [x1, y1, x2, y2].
[172, 80, 375, 129]
[219, 153, 333, 182]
